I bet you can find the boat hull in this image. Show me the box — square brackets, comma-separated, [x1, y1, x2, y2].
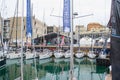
[0, 58, 6, 68]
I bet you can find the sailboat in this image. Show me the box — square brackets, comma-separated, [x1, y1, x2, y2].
[0, 50, 6, 68]
[7, 48, 21, 59]
[75, 50, 85, 58]
[87, 35, 96, 59]
[53, 35, 64, 58]
[54, 48, 64, 58]
[24, 0, 38, 60]
[25, 49, 35, 59]
[75, 27, 85, 58]
[63, 0, 77, 79]
[64, 49, 71, 58]
[37, 10, 53, 60]
[63, 36, 71, 58]
[98, 37, 108, 59]
[6, 0, 21, 60]
[0, 13, 6, 68]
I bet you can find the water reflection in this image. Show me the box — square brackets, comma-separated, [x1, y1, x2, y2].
[0, 58, 108, 80]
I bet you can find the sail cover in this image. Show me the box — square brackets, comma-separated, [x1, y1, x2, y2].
[109, 0, 120, 80]
[63, 0, 71, 32]
[26, 0, 32, 38]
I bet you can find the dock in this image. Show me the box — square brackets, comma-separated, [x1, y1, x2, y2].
[9, 45, 110, 49]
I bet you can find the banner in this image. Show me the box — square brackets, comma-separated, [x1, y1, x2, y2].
[26, 0, 32, 38]
[63, 0, 71, 32]
[60, 36, 65, 46]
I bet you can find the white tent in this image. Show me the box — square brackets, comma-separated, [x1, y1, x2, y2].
[80, 37, 95, 46]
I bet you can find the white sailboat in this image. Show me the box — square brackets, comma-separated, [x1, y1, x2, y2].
[25, 49, 35, 59]
[54, 33, 64, 58]
[64, 50, 71, 58]
[75, 51, 84, 58]
[7, 49, 21, 59]
[38, 10, 53, 60]
[99, 37, 108, 59]
[87, 35, 96, 59]
[54, 49, 64, 58]
[87, 50, 96, 59]
[75, 26, 85, 58]
[7, 0, 21, 60]
[0, 13, 6, 68]
[39, 49, 52, 59]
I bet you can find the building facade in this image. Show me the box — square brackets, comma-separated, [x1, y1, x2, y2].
[0, 16, 47, 43]
[74, 23, 110, 38]
[47, 25, 58, 34]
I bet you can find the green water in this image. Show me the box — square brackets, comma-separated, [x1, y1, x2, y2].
[0, 58, 108, 80]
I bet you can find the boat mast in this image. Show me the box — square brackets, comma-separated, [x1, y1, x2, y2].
[78, 26, 80, 51]
[0, 12, 4, 49]
[70, 0, 74, 80]
[16, 0, 19, 51]
[43, 9, 45, 47]
[91, 34, 94, 52]
[20, 0, 24, 79]
[31, 3, 38, 79]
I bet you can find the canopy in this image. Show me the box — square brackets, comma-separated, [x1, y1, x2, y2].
[34, 32, 77, 45]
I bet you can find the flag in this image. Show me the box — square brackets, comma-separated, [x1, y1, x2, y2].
[63, 0, 71, 32]
[26, 0, 32, 38]
[60, 36, 65, 46]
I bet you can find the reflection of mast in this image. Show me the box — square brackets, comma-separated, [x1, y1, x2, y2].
[78, 61, 81, 80]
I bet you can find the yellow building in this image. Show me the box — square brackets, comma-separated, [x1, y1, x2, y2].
[0, 16, 47, 43]
[75, 25, 87, 34]
[87, 22, 104, 32]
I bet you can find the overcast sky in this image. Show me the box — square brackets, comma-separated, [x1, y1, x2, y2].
[0, 0, 112, 28]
